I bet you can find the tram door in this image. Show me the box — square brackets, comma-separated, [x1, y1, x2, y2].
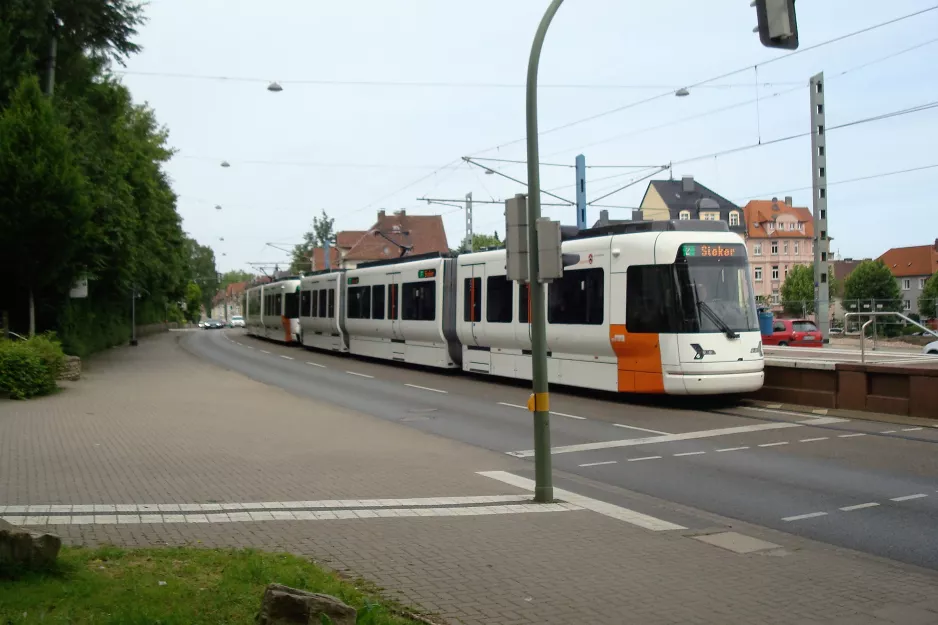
[466, 264, 484, 345]
[387, 272, 403, 342]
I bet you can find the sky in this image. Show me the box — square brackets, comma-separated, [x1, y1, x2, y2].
[117, 0, 938, 273]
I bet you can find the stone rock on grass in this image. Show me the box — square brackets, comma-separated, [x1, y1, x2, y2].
[0, 519, 62, 571]
[256, 583, 357, 625]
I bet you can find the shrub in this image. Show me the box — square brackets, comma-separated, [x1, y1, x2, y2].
[26, 332, 66, 378]
[0, 339, 57, 399]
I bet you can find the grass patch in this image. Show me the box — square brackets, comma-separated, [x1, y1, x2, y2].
[0, 546, 425, 624]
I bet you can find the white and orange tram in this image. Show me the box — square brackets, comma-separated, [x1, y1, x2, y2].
[248, 220, 764, 395]
[244, 278, 302, 343]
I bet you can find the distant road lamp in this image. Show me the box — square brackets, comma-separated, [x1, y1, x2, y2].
[267, 81, 283, 93]
[215, 205, 222, 211]
[675, 87, 690, 97]
[220, 161, 231, 168]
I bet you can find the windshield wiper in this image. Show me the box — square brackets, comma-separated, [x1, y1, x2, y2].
[697, 301, 739, 339]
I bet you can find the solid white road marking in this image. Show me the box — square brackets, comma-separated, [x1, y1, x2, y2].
[757, 441, 789, 447]
[799, 437, 828, 442]
[838, 433, 866, 438]
[260, 350, 271, 354]
[716, 446, 749, 452]
[478, 470, 686, 531]
[740, 408, 850, 424]
[627, 456, 662, 462]
[550, 411, 587, 420]
[890, 494, 928, 502]
[346, 371, 374, 379]
[280, 355, 294, 360]
[840, 502, 880, 511]
[612, 423, 670, 435]
[306, 362, 326, 368]
[578, 460, 618, 467]
[405, 383, 448, 394]
[782, 511, 828, 522]
[901, 427, 924, 432]
[508, 420, 816, 458]
[673, 451, 706, 457]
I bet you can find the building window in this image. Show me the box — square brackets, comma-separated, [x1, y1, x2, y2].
[754, 267, 763, 281]
[902, 279, 911, 291]
[753, 243, 762, 256]
[548, 268, 604, 325]
[463, 277, 481, 322]
[783, 241, 789, 255]
[784, 266, 789, 278]
[486, 276, 513, 323]
[919, 278, 927, 289]
[771, 241, 779, 255]
[729, 211, 739, 227]
[771, 289, 780, 304]
[679, 210, 690, 220]
[402, 281, 436, 321]
[772, 266, 779, 280]
[372, 285, 385, 320]
[904, 299, 912, 311]
[793, 242, 799, 255]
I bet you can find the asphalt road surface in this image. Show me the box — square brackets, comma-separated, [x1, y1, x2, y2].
[186, 329, 938, 571]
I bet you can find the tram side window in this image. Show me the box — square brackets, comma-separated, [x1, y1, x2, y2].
[625, 265, 681, 333]
[347, 286, 371, 319]
[463, 277, 481, 322]
[311, 290, 319, 318]
[327, 288, 335, 318]
[387, 284, 398, 320]
[486, 276, 512, 323]
[284, 292, 299, 318]
[402, 281, 436, 321]
[301, 290, 311, 317]
[519, 283, 531, 324]
[372, 285, 385, 320]
[275, 294, 283, 315]
[320, 289, 328, 317]
[548, 268, 604, 325]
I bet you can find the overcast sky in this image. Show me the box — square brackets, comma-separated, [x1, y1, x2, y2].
[118, 0, 938, 273]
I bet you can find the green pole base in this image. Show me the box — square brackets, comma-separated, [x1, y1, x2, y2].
[533, 486, 554, 503]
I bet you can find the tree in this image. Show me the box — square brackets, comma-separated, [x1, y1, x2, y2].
[455, 232, 501, 253]
[0, 76, 91, 335]
[843, 260, 902, 334]
[919, 273, 938, 319]
[779, 264, 814, 316]
[185, 238, 218, 313]
[184, 282, 202, 323]
[290, 210, 336, 274]
[219, 270, 254, 292]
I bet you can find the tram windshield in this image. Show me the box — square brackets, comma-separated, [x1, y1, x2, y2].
[625, 243, 759, 335]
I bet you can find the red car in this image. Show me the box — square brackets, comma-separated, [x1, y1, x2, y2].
[762, 318, 822, 347]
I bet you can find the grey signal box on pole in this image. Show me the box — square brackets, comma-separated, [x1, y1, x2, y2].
[751, 0, 799, 50]
[505, 194, 529, 282]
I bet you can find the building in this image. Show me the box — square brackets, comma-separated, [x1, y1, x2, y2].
[591, 208, 643, 229]
[877, 240, 938, 316]
[335, 209, 449, 269]
[638, 175, 746, 238]
[742, 197, 814, 308]
[211, 280, 248, 321]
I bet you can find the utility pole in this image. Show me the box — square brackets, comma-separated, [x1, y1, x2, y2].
[575, 154, 587, 230]
[810, 72, 831, 343]
[130, 286, 138, 346]
[465, 192, 474, 251]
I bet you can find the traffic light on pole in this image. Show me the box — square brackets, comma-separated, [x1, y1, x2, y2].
[751, 0, 799, 50]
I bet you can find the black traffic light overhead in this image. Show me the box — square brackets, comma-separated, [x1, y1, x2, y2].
[752, 0, 799, 50]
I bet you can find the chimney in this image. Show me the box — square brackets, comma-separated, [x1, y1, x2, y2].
[784, 196, 792, 206]
[631, 209, 644, 221]
[599, 209, 609, 224]
[934, 238, 938, 252]
[396, 209, 406, 217]
[682, 175, 694, 193]
[378, 210, 386, 219]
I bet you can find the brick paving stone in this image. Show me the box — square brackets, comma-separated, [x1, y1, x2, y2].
[3, 332, 938, 625]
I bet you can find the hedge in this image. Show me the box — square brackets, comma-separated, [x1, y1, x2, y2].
[0, 333, 66, 399]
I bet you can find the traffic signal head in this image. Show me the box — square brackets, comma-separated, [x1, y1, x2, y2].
[751, 0, 799, 50]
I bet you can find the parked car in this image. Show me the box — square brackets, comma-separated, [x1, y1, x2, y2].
[203, 319, 225, 329]
[924, 340, 938, 356]
[229, 315, 245, 328]
[829, 327, 843, 336]
[761, 318, 823, 348]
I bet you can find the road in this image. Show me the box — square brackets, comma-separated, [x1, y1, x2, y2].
[187, 329, 938, 571]
[765, 343, 938, 367]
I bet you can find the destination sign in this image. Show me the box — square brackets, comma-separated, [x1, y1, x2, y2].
[418, 269, 437, 279]
[679, 243, 746, 259]
[347, 277, 360, 285]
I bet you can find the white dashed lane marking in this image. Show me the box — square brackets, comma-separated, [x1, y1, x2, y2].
[838, 433, 866, 438]
[280, 355, 294, 360]
[881, 430, 898, 434]
[799, 437, 828, 442]
[627, 456, 662, 462]
[673, 451, 706, 457]
[902, 427, 924, 432]
[550, 411, 587, 421]
[758, 442, 789, 447]
[840, 502, 880, 511]
[404, 383, 448, 394]
[346, 371, 374, 379]
[782, 511, 828, 522]
[890, 494, 928, 502]
[260, 350, 271, 354]
[578, 460, 618, 467]
[306, 362, 326, 368]
[716, 446, 750, 452]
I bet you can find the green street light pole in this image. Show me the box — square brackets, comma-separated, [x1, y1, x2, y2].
[525, 0, 565, 503]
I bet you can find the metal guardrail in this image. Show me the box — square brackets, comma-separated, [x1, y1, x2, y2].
[844, 311, 938, 363]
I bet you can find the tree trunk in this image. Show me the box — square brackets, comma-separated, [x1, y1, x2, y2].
[28, 289, 36, 337]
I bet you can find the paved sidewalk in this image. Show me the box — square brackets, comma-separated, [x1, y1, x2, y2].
[2, 332, 937, 624]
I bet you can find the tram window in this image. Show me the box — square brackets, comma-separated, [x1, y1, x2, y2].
[275, 294, 282, 314]
[486, 276, 512, 323]
[519, 283, 531, 324]
[372, 285, 385, 320]
[388, 284, 398, 320]
[548, 268, 604, 325]
[402, 281, 436, 321]
[300, 290, 312, 317]
[311, 290, 319, 318]
[284, 292, 300, 318]
[463, 277, 481, 322]
[327, 288, 335, 318]
[625, 265, 680, 333]
[347, 286, 371, 319]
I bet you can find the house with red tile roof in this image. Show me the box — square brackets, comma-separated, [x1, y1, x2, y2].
[877, 240, 938, 315]
[335, 209, 449, 269]
[742, 197, 814, 308]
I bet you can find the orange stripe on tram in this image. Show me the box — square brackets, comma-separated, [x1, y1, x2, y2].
[609, 324, 664, 393]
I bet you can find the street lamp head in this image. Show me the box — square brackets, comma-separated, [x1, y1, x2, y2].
[220, 161, 231, 168]
[267, 81, 283, 93]
[215, 205, 222, 210]
[675, 88, 690, 97]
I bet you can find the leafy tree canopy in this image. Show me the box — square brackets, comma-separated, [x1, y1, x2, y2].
[290, 211, 336, 274]
[919, 273, 938, 319]
[779, 264, 814, 316]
